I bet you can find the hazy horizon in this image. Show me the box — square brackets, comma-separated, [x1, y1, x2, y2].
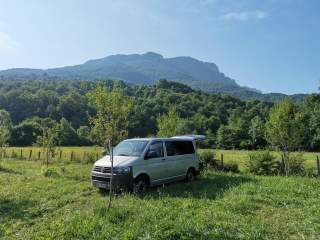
[0, 0, 319, 94]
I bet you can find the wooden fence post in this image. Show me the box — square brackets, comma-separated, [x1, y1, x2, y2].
[59, 150, 62, 160]
[20, 149, 23, 159]
[317, 156, 320, 177]
[38, 151, 41, 160]
[83, 152, 86, 163]
[29, 150, 32, 160]
[281, 154, 286, 176]
[70, 151, 74, 162]
[96, 152, 99, 160]
[221, 153, 224, 170]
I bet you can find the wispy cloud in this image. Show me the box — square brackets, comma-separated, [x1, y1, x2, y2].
[0, 31, 18, 53]
[221, 10, 268, 22]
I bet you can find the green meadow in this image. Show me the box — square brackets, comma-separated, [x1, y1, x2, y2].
[1, 153, 320, 239]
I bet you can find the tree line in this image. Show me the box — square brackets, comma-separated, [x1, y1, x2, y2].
[0, 78, 319, 152]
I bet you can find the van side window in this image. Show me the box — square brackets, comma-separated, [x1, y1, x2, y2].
[145, 141, 164, 159]
[165, 140, 195, 156]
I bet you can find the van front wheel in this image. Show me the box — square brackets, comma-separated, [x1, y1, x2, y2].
[133, 176, 148, 195]
[186, 168, 195, 182]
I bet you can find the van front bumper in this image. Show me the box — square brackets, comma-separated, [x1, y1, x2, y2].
[91, 171, 133, 190]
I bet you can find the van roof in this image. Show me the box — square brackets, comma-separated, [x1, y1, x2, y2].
[126, 135, 206, 141]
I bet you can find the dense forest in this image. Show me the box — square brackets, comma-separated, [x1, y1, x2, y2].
[0, 77, 319, 151]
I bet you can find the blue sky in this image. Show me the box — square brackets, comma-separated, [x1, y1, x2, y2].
[0, 0, 319, 94]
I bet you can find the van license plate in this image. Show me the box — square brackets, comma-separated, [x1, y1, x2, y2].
[96, 182, 108, 189]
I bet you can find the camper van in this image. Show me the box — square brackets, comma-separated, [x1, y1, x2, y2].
[91, 135, 205, 194]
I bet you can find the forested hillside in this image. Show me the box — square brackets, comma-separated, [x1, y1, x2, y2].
[0, 78, 319, 150]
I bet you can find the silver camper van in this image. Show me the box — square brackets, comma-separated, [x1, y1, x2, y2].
[91, 135, 205, 194]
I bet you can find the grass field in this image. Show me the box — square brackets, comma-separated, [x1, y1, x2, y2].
[1, 158, 320, 239]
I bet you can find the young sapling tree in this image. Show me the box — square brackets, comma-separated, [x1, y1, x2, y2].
[87, 85, 134, 209]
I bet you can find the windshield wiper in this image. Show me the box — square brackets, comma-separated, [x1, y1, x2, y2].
[117, 154, 130, 156]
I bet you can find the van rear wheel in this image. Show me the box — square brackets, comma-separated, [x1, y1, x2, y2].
[186, 168, 195, 182]
[133, 176, 148, 195]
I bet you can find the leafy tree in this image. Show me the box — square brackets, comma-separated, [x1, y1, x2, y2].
[299, 94, 320, 150]
[87, 86, 134, 147]
[216, 125, 234, 149]
[265, 98, 305, 175]
[87, 86, 134, 209]
[248, 116, 266, 149]
[10, 119, 42, 146]
[226, 110, 250, 149]
[156, 79, 193, 93]
[36, 119, 59, 167]
[57, 118, 79, 146]
[0, 110, 12, 159]
[200, 129, 215, 149]
[77, 126, 92, 145]
[308, 105, 320, 150]
[57, 91, 89, 128]
[156, 107, 188, 137]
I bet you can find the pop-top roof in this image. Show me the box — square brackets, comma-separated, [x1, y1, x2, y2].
[171, 135, 206, 141]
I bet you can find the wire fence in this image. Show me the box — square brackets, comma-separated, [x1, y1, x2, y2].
[0, 147, 104, 164]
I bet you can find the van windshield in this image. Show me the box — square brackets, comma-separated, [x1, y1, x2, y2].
[113, 140, 148, 157]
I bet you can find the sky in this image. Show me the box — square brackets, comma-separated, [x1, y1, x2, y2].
[0, 0, 319, 94]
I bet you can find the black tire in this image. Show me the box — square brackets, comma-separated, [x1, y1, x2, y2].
[133, 176, 149, 195]
[186, 168, 195, 182]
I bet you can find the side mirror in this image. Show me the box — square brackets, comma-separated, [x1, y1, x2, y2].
[145, 150, 158, 159]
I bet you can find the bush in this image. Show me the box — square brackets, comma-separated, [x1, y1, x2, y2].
[248, 151, 278, 175]
[303, 164, 317, 177]
[283, 153, 305, 176]
[199, 151, 240, 173]
[198, 150, 216, 169]
[222, 161, 240, 173]
[41, 167, 60, 178]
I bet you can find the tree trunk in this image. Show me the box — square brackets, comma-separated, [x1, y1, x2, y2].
[46, 149, 49, 168]
[282, 151, 290, 177]
[108, 140, 114, 210]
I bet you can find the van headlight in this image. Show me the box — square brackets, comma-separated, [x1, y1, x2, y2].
[113, 166, 131, 174]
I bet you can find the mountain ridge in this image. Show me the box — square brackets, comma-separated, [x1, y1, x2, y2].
[0, 52, 306, 101]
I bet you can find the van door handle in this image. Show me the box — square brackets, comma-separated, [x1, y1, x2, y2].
[162, 158, 166, 161]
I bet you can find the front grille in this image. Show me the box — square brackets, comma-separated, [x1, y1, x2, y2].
[92, 175, 110, 182]
[93, 166, 111, 173]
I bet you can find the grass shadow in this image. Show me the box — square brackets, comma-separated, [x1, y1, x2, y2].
[146, 173, 255, 200]
[0, 166, 22, 175]
[62, 174, 90, 182]
[96, 173, 255, 200]
[0, 198, 35, 223]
